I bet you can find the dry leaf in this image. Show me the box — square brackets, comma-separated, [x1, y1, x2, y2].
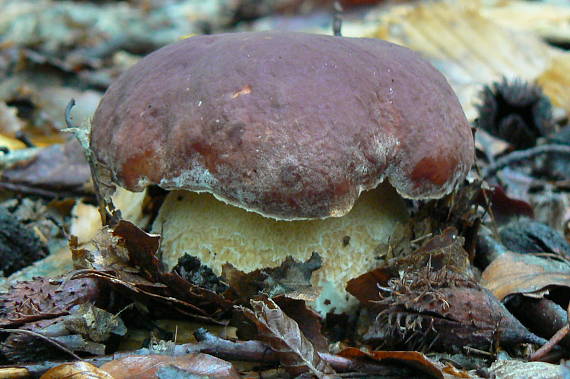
[538, 55, 570, 114]
[489, 359, 563, 379]
[338, 347, 445, 379]
[1, 139, 91, 197]
[481, 1, 570, 46]
[0, 278, 117, 363]
[481, 250, 570, 300]
[72, 220, 232, 322]
[273, 295, 328, 352]
[63, 303, 126, 343]
[370, 1, 562, 120]
[100, 353, 240, 379]
[41, 361, 113, 379]
[242, 296, 336, 378]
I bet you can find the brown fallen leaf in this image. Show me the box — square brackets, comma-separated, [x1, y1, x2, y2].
[114, 220, 233, 316]
[99, 353, 240, 379]
[72, 220, 232, 322]
[370, 1, 561, 120]
[481, 250, 570, 300]
[241, 295, 336, 378]
[273, 295, 328, 352]
[40, 361, 113, 379]
[0, 139, 92, 197]
[337, 347, 445, 379]
[63, 303, 126, 343]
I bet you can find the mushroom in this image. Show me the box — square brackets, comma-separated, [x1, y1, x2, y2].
[90, 31, 474, 314]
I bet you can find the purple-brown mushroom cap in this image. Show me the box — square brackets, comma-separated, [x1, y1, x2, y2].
[90, 31, 474, 220]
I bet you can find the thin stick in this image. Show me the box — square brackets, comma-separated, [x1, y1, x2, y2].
[15, 131, 35, 148]
[463, 346, 495, 357]
[0, 328, 82, 361]
[193, 328, 411, 374]
[483, 144, 570, 180]
[530, 324, 570, 361]
[64, 98, 77, 130]
[0, 147, 40, 169]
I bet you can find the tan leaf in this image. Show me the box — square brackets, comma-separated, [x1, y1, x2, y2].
[481, 250, 570, 300]
[100, 353, 240, 379]
[40, 361, 113, 379]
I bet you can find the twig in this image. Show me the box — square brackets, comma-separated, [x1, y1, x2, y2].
[193, 328, 417, 375]
[483, 144, 570, 180]
[530, 324, 570, 362]
[0, 181, 94, 199]
[0, 328, 82, 361]
[64, 98, 78, 131]
[462, 346, 495, 357]
[15, 131, 35, 148]
[0, 147, 40, 169]
[192, 328, 279, 362]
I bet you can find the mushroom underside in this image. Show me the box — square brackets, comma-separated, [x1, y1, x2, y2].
[149, 182, 408, 314]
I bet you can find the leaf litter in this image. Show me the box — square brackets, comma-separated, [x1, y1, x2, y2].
[1, 0, 570, 378]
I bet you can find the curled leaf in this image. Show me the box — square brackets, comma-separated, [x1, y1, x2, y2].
[481, 250, 570, 300]
[241, 296, 335, 378]
[338, 348, 445, 379]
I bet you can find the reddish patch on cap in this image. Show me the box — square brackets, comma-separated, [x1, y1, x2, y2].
[190, 141, 220, 174]
[411, 156, 459, 187]
[121, 150, 162, 188]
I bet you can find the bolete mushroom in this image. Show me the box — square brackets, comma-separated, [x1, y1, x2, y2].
[90, 31, 474, 314]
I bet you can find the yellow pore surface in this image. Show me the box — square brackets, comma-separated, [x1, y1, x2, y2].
[153, 183, 407, 311]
